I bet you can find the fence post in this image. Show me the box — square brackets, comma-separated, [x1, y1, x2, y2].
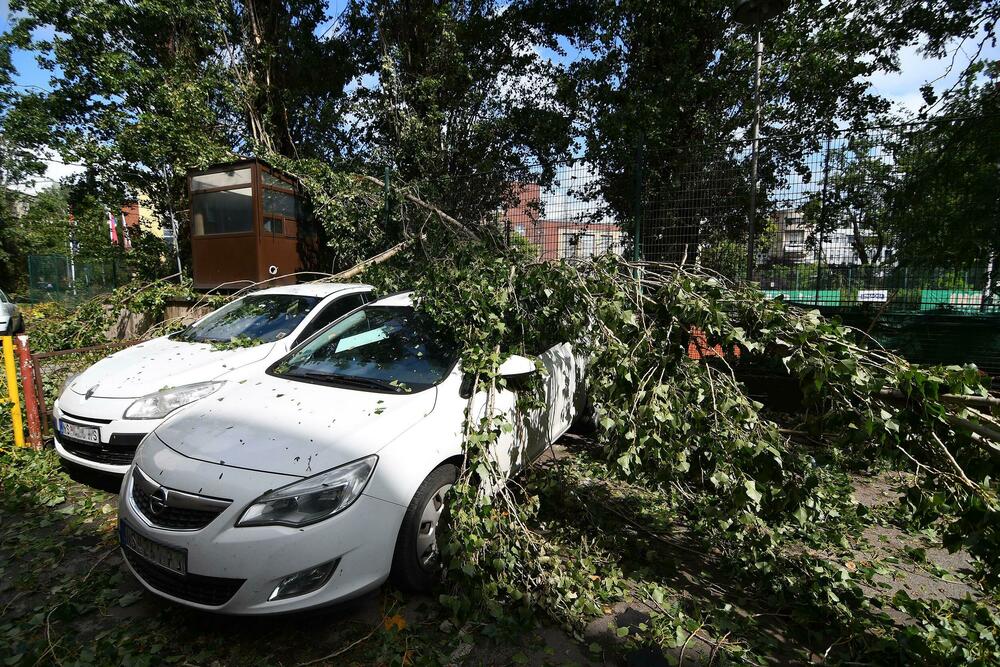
[31, 350, 48, 437]
[632, 137, 644, 263]
[2, 336, 25, 448]
[815, 134, 832, 306]
[15, 336, 43, 449]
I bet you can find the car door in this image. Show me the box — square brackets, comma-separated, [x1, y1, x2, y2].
[466, 342, 579, 482]
[537, 342, 579, 447]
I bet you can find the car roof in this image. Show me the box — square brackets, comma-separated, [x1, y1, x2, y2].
[252, 282, 373, 299]
[370, 291, 414, 307]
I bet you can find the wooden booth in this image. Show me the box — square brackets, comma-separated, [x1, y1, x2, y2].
[188, 159, 304, 289]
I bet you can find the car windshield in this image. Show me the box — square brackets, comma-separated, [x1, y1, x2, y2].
[175, 294, 320, 344]
[272, 305, 456, 393]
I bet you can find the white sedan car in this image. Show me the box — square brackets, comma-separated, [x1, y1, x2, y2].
[117, 292, 585, 614]
[0, 287, 24, 335]
[55, 283, 375, 475]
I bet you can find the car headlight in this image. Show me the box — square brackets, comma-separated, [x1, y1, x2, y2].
[58, 372, 81, 398]
[237, 456, 378, 528]
[123, 381, 225, 420]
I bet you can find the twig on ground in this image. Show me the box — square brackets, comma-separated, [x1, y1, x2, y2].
[297, 620, 382, 666]
[43, 547, 116, 667]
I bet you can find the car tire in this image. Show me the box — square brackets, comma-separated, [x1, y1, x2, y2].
[571, 394, 598, 433]
[389, 463, 458, 592]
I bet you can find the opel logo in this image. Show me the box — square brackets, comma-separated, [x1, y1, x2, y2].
[149, 488, 169, 516]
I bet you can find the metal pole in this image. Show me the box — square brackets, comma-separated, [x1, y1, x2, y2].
[632, 136, 644, 263]
[68, 208, 77, 295]
[746, 30, 763, 282]
[15, 335, 42, 449]
[815, 134, 832, 306]
[2, 336, 25, 448]
[163, 166, 183, 277]
[172, 211, 183, 276]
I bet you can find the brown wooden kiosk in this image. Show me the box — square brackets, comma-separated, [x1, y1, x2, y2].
[187, 159, 304, 289]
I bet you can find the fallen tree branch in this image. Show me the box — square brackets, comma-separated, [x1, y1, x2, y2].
[945, 413, 1000, 444]
[325, 236, 420, 281]
[357, 174, 479, 240]
[879, 387, 1000, 411]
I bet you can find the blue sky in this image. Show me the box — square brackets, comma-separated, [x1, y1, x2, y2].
[2, 0, 997, 189]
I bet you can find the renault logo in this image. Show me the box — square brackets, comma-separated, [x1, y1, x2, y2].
[149, 488, 170, 516]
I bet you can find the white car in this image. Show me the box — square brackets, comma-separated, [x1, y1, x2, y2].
[54, 283, 375, 475]
[0, 288, 24, 335]
[117, 292, 586, 614]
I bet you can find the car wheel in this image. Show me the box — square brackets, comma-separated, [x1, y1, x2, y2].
[390, 463, 457, 592]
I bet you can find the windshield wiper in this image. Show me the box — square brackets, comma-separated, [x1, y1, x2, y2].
[295, 371, 401, 392]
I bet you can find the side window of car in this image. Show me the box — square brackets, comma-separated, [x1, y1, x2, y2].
[295, 292, 368, 345]
[0, 289, 8, 303]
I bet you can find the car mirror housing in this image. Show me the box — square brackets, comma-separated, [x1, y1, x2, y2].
[498, 354, 536, 379]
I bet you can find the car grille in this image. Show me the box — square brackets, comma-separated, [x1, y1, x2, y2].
[123, 548, 245, 607]
[60, 433, 146, 466]
[131, 483, 228, 530]
[59, 409, 113, 424]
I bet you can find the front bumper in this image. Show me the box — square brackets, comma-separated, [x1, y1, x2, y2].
[118, 439, 406, 614]
[52, 394, 161, 475]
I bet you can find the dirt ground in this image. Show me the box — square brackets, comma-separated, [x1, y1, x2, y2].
[0, 435, 985, 666]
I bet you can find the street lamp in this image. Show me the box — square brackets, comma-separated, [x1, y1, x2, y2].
[734, 0, 788, 281]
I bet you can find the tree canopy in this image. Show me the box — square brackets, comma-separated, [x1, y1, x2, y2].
[0, 0, 997, 288]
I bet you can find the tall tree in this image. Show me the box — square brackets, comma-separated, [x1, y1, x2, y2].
[0, 0, 357, 251]
[800, 135, 899, 267]
[887, 63, 1000, 281]
[559, 0, 1000, 264]
[341, 0, 575, 229]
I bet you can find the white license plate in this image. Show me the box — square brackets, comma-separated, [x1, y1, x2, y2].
[60, 420, 99, 443]
[122, 522, 187, 575]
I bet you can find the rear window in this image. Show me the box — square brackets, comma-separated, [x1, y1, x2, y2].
[175, 294, 320, 344]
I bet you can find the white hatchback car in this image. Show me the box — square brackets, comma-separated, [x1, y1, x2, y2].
[117, 292, 586, 614]
[55, 283, 375, 474]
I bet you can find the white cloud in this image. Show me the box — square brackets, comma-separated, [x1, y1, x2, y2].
[867, 38, 1000, 116]
[9, 152, 85, 195]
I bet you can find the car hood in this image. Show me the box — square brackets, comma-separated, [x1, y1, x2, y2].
[69, 336, 278, 399]
[153, 373, 438, 477]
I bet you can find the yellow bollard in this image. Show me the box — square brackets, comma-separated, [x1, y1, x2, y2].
[2, 336, 26, 448]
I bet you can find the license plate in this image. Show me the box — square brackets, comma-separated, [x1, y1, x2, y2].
[59, 419, 100, 444]
[121, 522, 187, 575]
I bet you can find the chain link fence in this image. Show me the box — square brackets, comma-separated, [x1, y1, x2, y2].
[471, 116, 999, 374]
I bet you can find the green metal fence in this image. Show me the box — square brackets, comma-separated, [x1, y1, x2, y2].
[26, 255, 124, 305]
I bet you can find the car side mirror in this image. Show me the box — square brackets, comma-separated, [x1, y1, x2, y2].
[498, 354, 536, 379]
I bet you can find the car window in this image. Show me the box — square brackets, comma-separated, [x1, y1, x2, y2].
[0, 289, 8, 303]
[294, 292, 368, 344]
[175, 294, 321, 344]
[273, 306, 456, 393]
